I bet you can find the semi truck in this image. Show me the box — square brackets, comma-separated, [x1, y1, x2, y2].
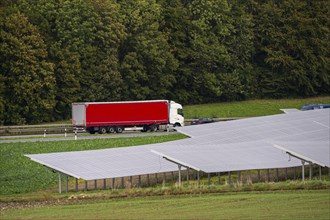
[72, 100, 184, 134]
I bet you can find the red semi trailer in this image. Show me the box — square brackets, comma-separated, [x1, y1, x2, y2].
[72, 100, 184, 134]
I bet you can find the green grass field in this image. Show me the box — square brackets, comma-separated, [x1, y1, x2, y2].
[0, 134, 187, 195]
[1, 190, 329, 219]
[184, 96, 330, 118]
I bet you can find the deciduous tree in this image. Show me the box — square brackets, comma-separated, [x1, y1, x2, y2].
[0, 12, 56, 124]
[119, 0, 178, 100]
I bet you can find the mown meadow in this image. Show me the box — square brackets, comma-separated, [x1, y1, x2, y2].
[0, 134, 187, 195]
[1, 189, 330, 219]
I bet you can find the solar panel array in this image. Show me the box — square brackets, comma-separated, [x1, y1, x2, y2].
[26, 145, 179, 180]
[273, 141, 330, 167]
[26, 109, 329, 181]
[176, 109, 329, 142]
[152, 109, 329, 171]
[280, 108, 302, 113]
[151, 141, 302, 173]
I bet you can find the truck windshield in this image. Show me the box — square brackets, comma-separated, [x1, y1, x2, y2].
[178, 108, 184, 116]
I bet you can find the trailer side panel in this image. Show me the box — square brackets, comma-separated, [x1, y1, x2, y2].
[85, 101, 169, 127]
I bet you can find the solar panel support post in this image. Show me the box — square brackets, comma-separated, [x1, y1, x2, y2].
[276, 169, 279, 182]
[155, 173, 158, 185]
[309, 163, 312, 180]
[285, 168, 288, 180]
[103, 179, 107, 190]
[301, 160, 305, 181]
[248, 171, 251, 183]
[121, 177, 124, 188]
[58, 173, 62, 194]
[85, 180, 88, 191]
[147, 174, 150, 186]
[208, 173, 211, 185]
[228, 172, 231, 185]
[112, 178, 115, 190]
[178, 165, 182, 187]
[163, 173, 166, 185]
[138, 175, 141, 187]
[186, 168, 189, 184]
[318, 166, 322, 180]
[218, 172, 221, 185]
[130, 176, 133, 187]
[257, 170, 260, 182]
[75, 178, 78, 191]
[65, 175, 68, 193]
[237, 171, 241, 184]
[197, 171, 200, 187]
[293, 167, 296, 180]
[94, 180, 97, 190]
[267, 169, 270, 182]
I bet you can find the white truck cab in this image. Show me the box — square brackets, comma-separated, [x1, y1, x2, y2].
[169, 101, 184, 127]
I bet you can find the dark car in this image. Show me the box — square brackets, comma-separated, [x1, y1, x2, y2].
[301, 104, 330, 111]
[191, 117, 215, 125]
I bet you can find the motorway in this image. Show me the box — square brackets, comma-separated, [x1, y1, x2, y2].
[0, 131, 180, 143]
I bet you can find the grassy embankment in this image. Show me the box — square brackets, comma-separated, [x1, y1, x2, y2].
[184, 96, 330, 118]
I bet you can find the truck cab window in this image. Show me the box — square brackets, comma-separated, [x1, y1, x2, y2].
[178, 108, 184, 116]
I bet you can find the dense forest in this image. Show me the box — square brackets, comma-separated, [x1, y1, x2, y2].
[0, 0, 329, 125]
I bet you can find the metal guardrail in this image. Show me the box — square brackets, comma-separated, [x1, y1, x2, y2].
[0, 124, 73, 136]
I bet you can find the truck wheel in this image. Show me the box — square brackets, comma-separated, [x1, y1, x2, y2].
[141, 126, 148, 132]
[89, 127, 95, 134]
[174, 123, 181, 127]
[107, 127, 115, 133]
[150, 125, 158, 132]
[116, 127, 124, 133]
[99, 127, 107, 134]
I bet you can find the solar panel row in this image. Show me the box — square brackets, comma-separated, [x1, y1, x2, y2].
[154, 109, 329, 172]
[27, 146, 179, 180]
[273, 141, 329, 167]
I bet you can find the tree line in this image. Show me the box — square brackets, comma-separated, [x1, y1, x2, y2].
[0, 0, 329, 125]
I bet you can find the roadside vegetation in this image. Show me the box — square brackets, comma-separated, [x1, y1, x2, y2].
[185, 96, 330, 118]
